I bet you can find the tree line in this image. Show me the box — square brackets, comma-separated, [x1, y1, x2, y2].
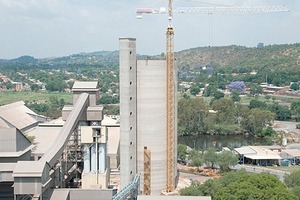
[178, 97, 276, 137]
[178, 145, 238, 173]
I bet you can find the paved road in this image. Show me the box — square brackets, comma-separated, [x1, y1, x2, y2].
[273, 120, 300, 134]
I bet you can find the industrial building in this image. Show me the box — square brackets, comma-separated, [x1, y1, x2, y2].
[0, 128, 34, 199]
[119, 38, 177, 195]
[0, 81, 118, 199]
[234, 146, 282, 166]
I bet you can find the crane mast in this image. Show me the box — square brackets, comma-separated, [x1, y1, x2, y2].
[166, 0, 175, 193]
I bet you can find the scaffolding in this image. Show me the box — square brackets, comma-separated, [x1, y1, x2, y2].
[143, 147, 151, 195]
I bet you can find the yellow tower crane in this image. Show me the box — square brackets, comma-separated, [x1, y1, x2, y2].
[137, 1, 289, 193]
[166, 0, 175, 193]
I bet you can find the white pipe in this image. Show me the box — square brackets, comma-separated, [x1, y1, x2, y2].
[96, 136, 98, 184]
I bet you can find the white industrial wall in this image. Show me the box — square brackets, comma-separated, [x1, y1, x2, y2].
[119, 38, 137, 189]
[137, 60, 167, 195]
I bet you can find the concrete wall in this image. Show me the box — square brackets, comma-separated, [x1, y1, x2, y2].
[14, 177, 42, 194]
[69, 189, 114, 200]
[0, 129, 17, 152]
[107, 126, 120, 169]
[62, 106, 103, 122]
[72, 91, 99, 107]
[136, 60, 168, 194]
[81, 170, 109, 189]
[0, 128, 31, 152]
[49, 189, 116, 200]
[119, 38, 137, 189]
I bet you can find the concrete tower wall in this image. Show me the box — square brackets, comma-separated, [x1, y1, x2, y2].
[119, 38, 137, 189]
[136, 60, 167, 194]
[119, 38, 177, 194]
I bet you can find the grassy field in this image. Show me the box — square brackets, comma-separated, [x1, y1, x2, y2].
[0, 91, 72, 105]
[239, 95, 267, 104]
[240, 95, 300, 104]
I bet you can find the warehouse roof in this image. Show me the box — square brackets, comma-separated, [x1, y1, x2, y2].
[25, 125, 62, 156]
[281, 149, 300, 158]
[0, 101, 45, 131]
[234, 146, 256, 155]
[234, 146, 281, 160]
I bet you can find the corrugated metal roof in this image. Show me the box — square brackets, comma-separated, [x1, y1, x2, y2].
[281, 149, 300, 158]
[26, 126, 62, 155]
[0, 101, 39, 130]
[234, 147, 256, 155]
[235, 146, 282, 160]
[72, 81, 98, 89]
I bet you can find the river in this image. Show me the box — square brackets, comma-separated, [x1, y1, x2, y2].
[178, 134, 269, 151]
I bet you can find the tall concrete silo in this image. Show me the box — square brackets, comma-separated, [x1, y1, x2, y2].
[119, 38, 177, 194]
[119, 38, 138, 189]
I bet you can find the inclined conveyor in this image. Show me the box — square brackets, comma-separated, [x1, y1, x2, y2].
[12, 93, 89, 200]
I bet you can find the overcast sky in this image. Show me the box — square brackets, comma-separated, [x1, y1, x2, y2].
[0, 0, 299, 59]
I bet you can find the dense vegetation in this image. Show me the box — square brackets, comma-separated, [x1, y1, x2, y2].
[26, 96, 66, 119]
[178, 97, 280, 138]
[285, 169, 300, 198]
[178, 145, 238, 172]
[180, 169, 298, 199]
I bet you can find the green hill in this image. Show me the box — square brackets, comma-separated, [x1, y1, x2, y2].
[175, 43, 300, 71]
[1, 43, 299, 76]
